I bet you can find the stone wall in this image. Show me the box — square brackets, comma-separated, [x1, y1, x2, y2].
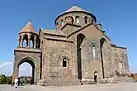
[41, 36, 76, 79]
[111, 45, 130, 75]
[67, 24, 113, 80]
[102, 41, 114, 78]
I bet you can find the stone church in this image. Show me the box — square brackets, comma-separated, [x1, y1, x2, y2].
[12, 6, 130, 85]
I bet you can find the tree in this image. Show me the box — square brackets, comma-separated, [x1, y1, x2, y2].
[5, 76, 12, 84]
[20, 76, 25, 84]
[0, 74, 6, 84]
[0, 74, 12, 84]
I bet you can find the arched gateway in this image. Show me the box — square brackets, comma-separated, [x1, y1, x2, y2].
[18, 57, 35, 84]
[12, 20, 42, 84]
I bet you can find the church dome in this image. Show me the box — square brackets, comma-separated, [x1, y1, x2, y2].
[55, 5, 96, 30]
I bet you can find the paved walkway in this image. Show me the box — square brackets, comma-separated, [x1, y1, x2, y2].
[0, 83, 137, 91]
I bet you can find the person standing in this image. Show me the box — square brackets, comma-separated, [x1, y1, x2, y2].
[94, 71, 98, 84]
[14, 77, 18, 88]
[18, 77, 20, 86]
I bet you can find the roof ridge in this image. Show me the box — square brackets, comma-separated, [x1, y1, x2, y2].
[41, 28, 66, 36]
[40, 28, 56, 31]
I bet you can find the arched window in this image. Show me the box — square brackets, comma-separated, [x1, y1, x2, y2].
[92, 45, 96, 58]
[91, 20, 94, 23]
[23, 34, 28, 47]
[85, 16, 88, 24]
[76, 16, 79, 23]
[63, 58, 67, 67]
[61, 20, 64, 26]
[30, 35, 34, 48]
[56, 22, 58, 25]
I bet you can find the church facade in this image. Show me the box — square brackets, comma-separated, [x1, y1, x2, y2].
[12, 6, 130, 85]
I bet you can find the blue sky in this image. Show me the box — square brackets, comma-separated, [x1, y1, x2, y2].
[0, 0, 137, 76]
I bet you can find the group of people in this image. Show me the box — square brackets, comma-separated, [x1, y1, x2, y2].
[13, 77, 23, 88]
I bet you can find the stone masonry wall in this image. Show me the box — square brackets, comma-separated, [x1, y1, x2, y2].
[111, 46, 130, 75]
[42, 38, 76, 79]
[102, 42, 114, 78]
[67, 24, 113, 80]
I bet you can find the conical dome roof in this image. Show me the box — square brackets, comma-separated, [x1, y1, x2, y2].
[63, 5, 89, 13]
[19, 20, 36, 34]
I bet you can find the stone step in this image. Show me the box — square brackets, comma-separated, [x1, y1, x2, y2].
[99, 76, 136, 84]
[37, 78, 80, 86]
[82, 80, 96, 85]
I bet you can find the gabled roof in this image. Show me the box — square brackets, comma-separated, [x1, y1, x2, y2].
[63, 5, 89, 13]
[40, 28, 66, 37]
[67, 23, 111, 41]
[19, 20, 36, 34]
[111, 44, 127, 49]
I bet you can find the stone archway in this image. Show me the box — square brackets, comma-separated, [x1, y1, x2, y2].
[12, 48, 42, 84]
[18, 57, 35, 84]
[12, 57, 37, 84]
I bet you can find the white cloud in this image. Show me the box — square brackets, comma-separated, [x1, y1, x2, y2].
[0, 62, 12, 68]
[0, 61, 31, 76]
[0, 61, 13, 76]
